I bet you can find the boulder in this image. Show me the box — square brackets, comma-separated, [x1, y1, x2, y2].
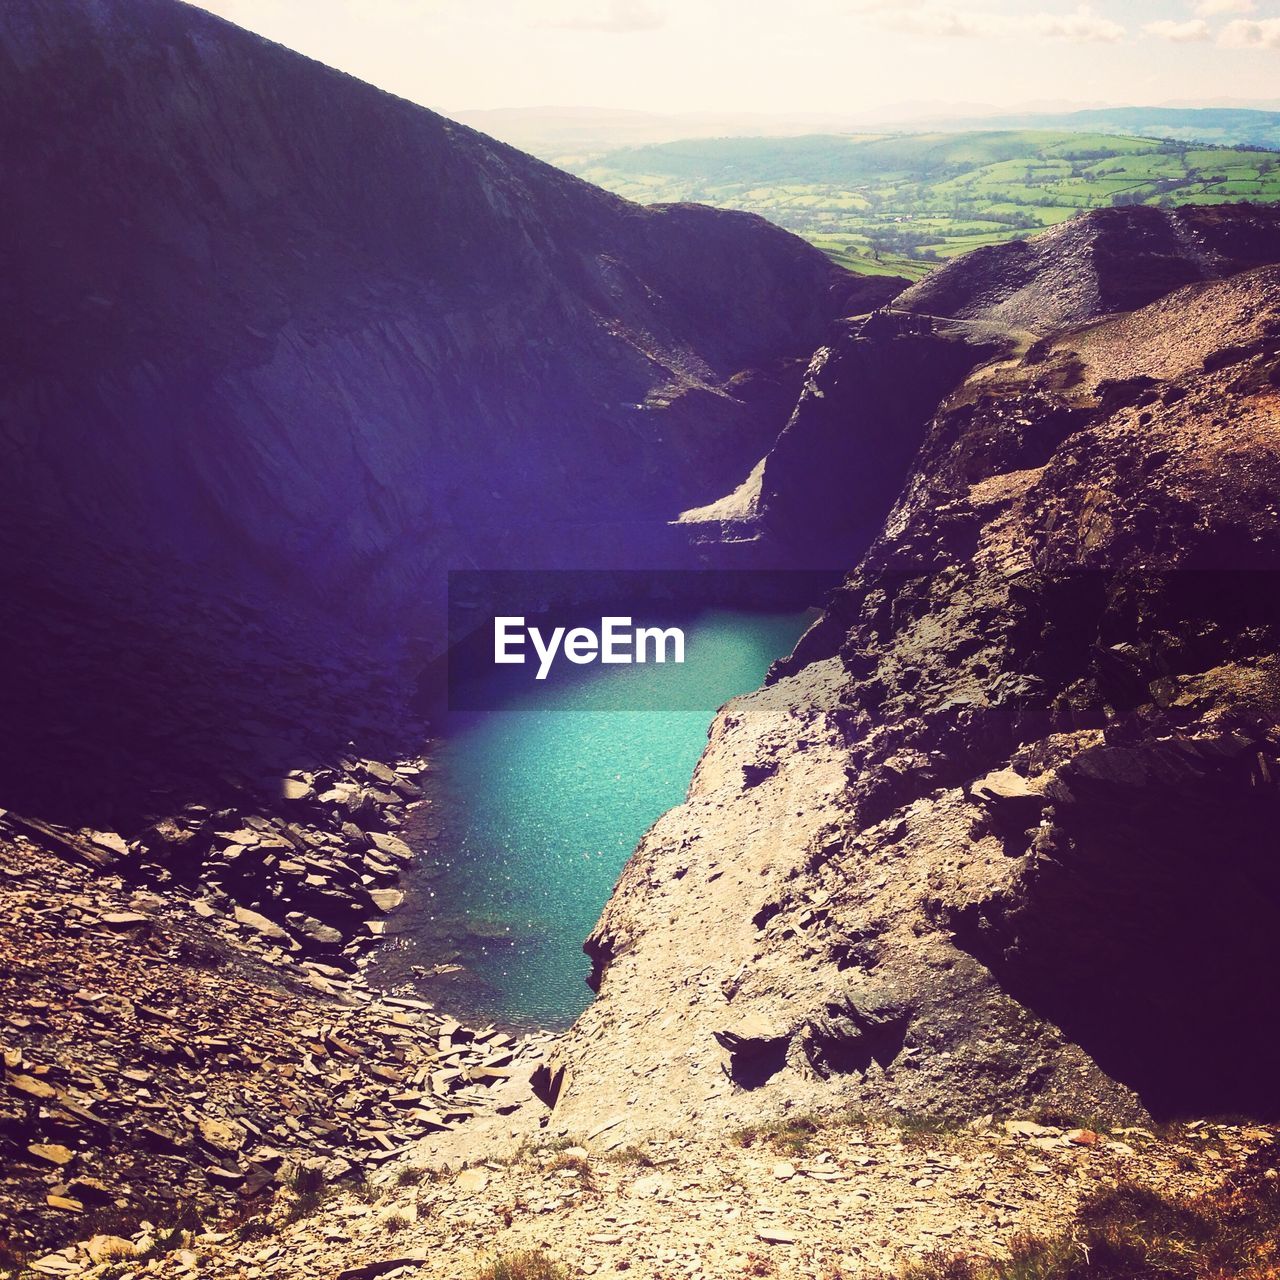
[970, 768, 1048, 823]
[232, 905, 293, 944]
[28, 1143, 75, 1166]
[196, 1117, 246, 1155]
[368, 888, 405, 914]
[299, 918, 344, 949]
[454, 1167, 488, 1194]
[86, 1236, 137, 1264]
[100, 911, 151, 929]
[714, 1014, 795, 1087]
[369, 833, 414, 862]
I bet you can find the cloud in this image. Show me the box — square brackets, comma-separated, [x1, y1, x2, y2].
[1220, 16, 1280, 45]
[849, 3, 1125, 43]
[541, 0, 665, 32]
[1193, 0, 1255, 15]
[1145, 17, 1211, 40]
[1026, 6, 1125, 41]
[865, 6, 982, 37]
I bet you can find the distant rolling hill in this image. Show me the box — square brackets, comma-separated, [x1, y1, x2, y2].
[569, 130, 1280, 279]
[456, 105, 1280, 161]
[946, 106, 1280, 150]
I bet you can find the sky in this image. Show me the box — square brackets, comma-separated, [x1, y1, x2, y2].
[186, 0, 1280, 117]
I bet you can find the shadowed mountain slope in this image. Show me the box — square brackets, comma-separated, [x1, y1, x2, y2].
[0, 0, 898, 818]
[0, 0, 892, 616]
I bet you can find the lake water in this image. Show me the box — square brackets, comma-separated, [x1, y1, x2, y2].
[372, 608, 814, 1030]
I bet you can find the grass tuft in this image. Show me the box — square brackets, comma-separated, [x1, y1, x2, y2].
[894, 1143, 1280, 1280]
[475, 1250, 566, 1280]
[285, 1164, 327, 1220]
[0, 1239, 26, 1275]
[351, 1172, 382, 1203]
[605, 1144, 656, 1168]
[544, 1150, 596, 1192]
[733, 1107, 967, 1154]
[732, 1114, 822, 1156]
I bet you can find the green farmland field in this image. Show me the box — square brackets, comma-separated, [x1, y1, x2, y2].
[567, 131, 1280, 279]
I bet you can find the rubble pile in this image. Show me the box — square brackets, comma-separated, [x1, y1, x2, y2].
[0, 837, 553, 1265]
[5, 748, 437, 977]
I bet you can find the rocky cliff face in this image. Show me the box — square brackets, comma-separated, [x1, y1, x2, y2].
[679, 204, 1280, 571]
[0, 0, 896, 819]
[680, 312, 1006, 565]
[896, 203, 1280, 331]
[0, 0, 878, 613]
[550, 208, 1280, 1138]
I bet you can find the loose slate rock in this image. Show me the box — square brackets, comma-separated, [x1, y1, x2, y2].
[28, 1143, 75, 1166]
[29, 1256, 82, 1275]
[756, 1227, 798, 1244]
[370, 832, 414, 862]
[336, 1259, 425, 1280]
[455, 1167, 489, 1194]
[196, 1117, 246, 1154]
[101, 912, 151, 929]
[8, 1073, 58, 1100]
[233, 905, 292, 943]
[86, 1236, 137, 1264]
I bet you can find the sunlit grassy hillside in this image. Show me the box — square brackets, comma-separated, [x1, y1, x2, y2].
[570, 130, 1280, 279]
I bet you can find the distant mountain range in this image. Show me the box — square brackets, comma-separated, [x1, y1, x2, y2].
[457, 106, 1280, 161]
[944, 107, 1280, 150]
[449, 107, 904, 156]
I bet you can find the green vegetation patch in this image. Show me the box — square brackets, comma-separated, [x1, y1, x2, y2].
[568, 130, 1280, 280]
[475, 1252, 567, 1280]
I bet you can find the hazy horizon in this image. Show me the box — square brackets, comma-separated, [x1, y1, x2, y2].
[186, 0, 1280, 120]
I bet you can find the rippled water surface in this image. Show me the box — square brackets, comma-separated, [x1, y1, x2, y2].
[377, 608, 813, 1029]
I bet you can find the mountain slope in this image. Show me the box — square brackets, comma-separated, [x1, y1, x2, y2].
[681, 204, 1280, 571]
[0, 0, 897, 818]
[678, 311, 1011, 566]
[0, 0, 887, 613]
[897, 202, 1280, 330]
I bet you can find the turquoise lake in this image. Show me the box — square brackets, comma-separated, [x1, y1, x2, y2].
[374, 608, 814, 1029]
